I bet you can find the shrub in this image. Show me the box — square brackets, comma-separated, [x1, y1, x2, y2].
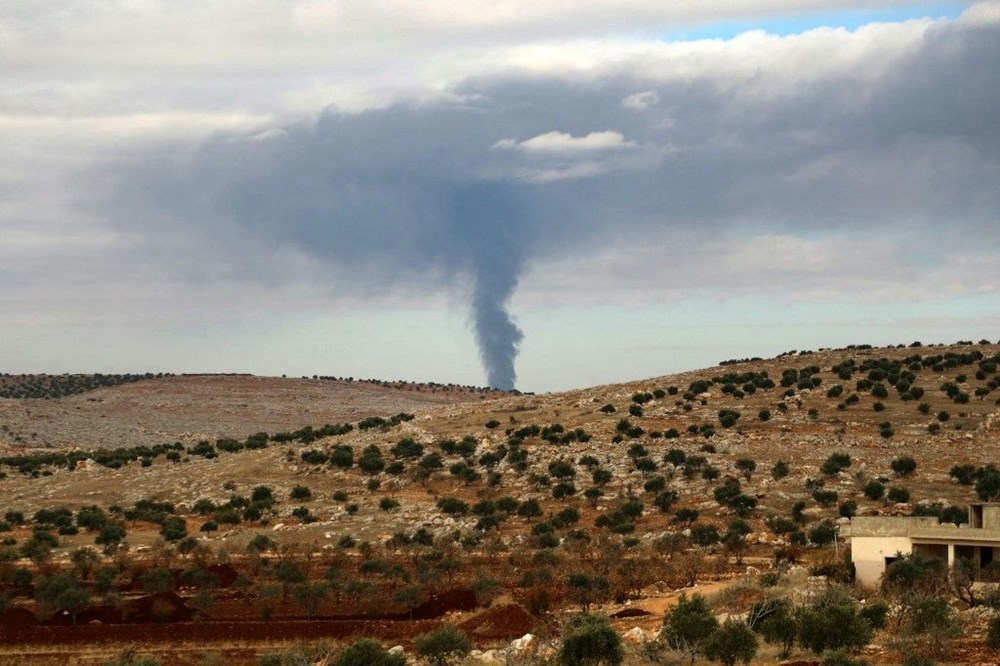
[333, 639, 405, 666]
[839, 500, 858, 518]
[812, 490, 838, 507]
[436, 497, 468, 516]
[863, 480, 885, 501]
[559, 613, 623, 665]
[796, 589, 873, 654]
[691, 524, 720, 546]
[771, 461, 790, 480]
[891, 456, 917, 477]
[808, 522, 837, 546]
[661, 593, 718, 663]
[735, 458, 756, 481]
[887, 486, 910, 503]
[704, 619, 758, 666]
[289, 485, 312, 500]
[718, 409, 741, 428]
[413, 625, 472, 666]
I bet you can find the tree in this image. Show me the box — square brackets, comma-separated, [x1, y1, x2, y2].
[34, 573, 90, 624]
[662, 593, 719, 664]
[559, 613, 624, 666]
[891, 456, 917, 477]
[96, 521, 127, 554]
[292, 581, 329, 618]
[568, 573, 611, 612]
[735, 458, 756, 481]
[273, 561, 306, 599]
[863, 480, 885, 501]
[413, 624, 472, 666]
[887, 486, 910, 503]
[333, 639, 405, 666]
[724, 518, 752, 564]
[517, 499, 543, 521]
[753, 599, 797, 658]
[704, 619, 758, 666]
[796, 588, 873, 654]
[159, 516, 188, 542]
[141, 567, 175, 594]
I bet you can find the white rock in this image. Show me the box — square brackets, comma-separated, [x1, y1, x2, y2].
[509, 633, 535, 655]
[624, 627, 647, 644]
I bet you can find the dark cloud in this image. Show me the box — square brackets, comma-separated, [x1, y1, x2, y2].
[93, 12, 1000, 388]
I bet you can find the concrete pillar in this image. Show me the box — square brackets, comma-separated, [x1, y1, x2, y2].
[948, 543, 955, 569]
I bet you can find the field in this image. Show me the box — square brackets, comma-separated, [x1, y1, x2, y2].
[1, 341, 999, 664]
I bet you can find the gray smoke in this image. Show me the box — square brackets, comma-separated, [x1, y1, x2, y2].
[454, 183, 527, 389]
[106, 109, 538, 389]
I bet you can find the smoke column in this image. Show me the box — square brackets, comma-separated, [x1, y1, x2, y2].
[453, 183, 528, 390]
[472, 268, 523, 391]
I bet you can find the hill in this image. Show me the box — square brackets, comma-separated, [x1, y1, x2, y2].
[0, 373, 507, 450]
[1, 339, 999, 664]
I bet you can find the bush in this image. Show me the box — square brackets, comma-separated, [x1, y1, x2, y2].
[771, 461, 790, 480]
[796, 589, 873, 654]
[891, 456, 917, 477]
[289, 485, 312, 500]
[863, 480, 885, 501]
[559, 614, 623, 665]
[413, 625, 472, 666]
[333, 639, 405, 666]
[887, 486, 910, 503]
[661, 593, 718, 663]
[704, 619, 758, 666]
[436, 497, 468, 516]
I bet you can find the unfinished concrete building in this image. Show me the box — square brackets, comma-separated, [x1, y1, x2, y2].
[847, 503, 1000, 587]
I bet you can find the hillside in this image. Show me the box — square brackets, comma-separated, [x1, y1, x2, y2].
[1, 339, 999, 664]
[0, 374, 506, 450]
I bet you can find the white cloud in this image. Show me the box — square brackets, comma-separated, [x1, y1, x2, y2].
[622, 90, 659, 110]
[494, 130, 635, 153]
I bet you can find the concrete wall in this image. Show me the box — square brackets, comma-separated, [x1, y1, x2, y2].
[848, 516, 937, 537]
[851, 535, 914, 587]
[984, 506, 1000, 530]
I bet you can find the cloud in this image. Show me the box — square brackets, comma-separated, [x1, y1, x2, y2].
[622, 90, 659, 110]
[494, 130, 636, 153]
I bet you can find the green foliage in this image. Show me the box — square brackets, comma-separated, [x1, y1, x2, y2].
[436, 497, 468, 516]
[332, 639, 405, 666]
[159, 516, 188, 542]
[718, 409, 741, 428]
[661, 593, 719, 661]
[796, 588, 873, 654]
[863, 481, 885, 501]
[413, 625, 472, 666]
[822, 650, 870, 666]
[559, 614, 624, 666]
[987, 614, 1000, 650]
[734, 458, 756, 481]
[887, 486, 910, 503]
[704, 619, 757, 666]
[690, 524, 720, 546]
[891, 456, 918, 477]
[34, 572, 90, 623]
[753, 599, 797, 658]
[567, 573, 611, 612]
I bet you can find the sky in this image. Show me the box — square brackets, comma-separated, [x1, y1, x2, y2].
[2, 1, 998, 392]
